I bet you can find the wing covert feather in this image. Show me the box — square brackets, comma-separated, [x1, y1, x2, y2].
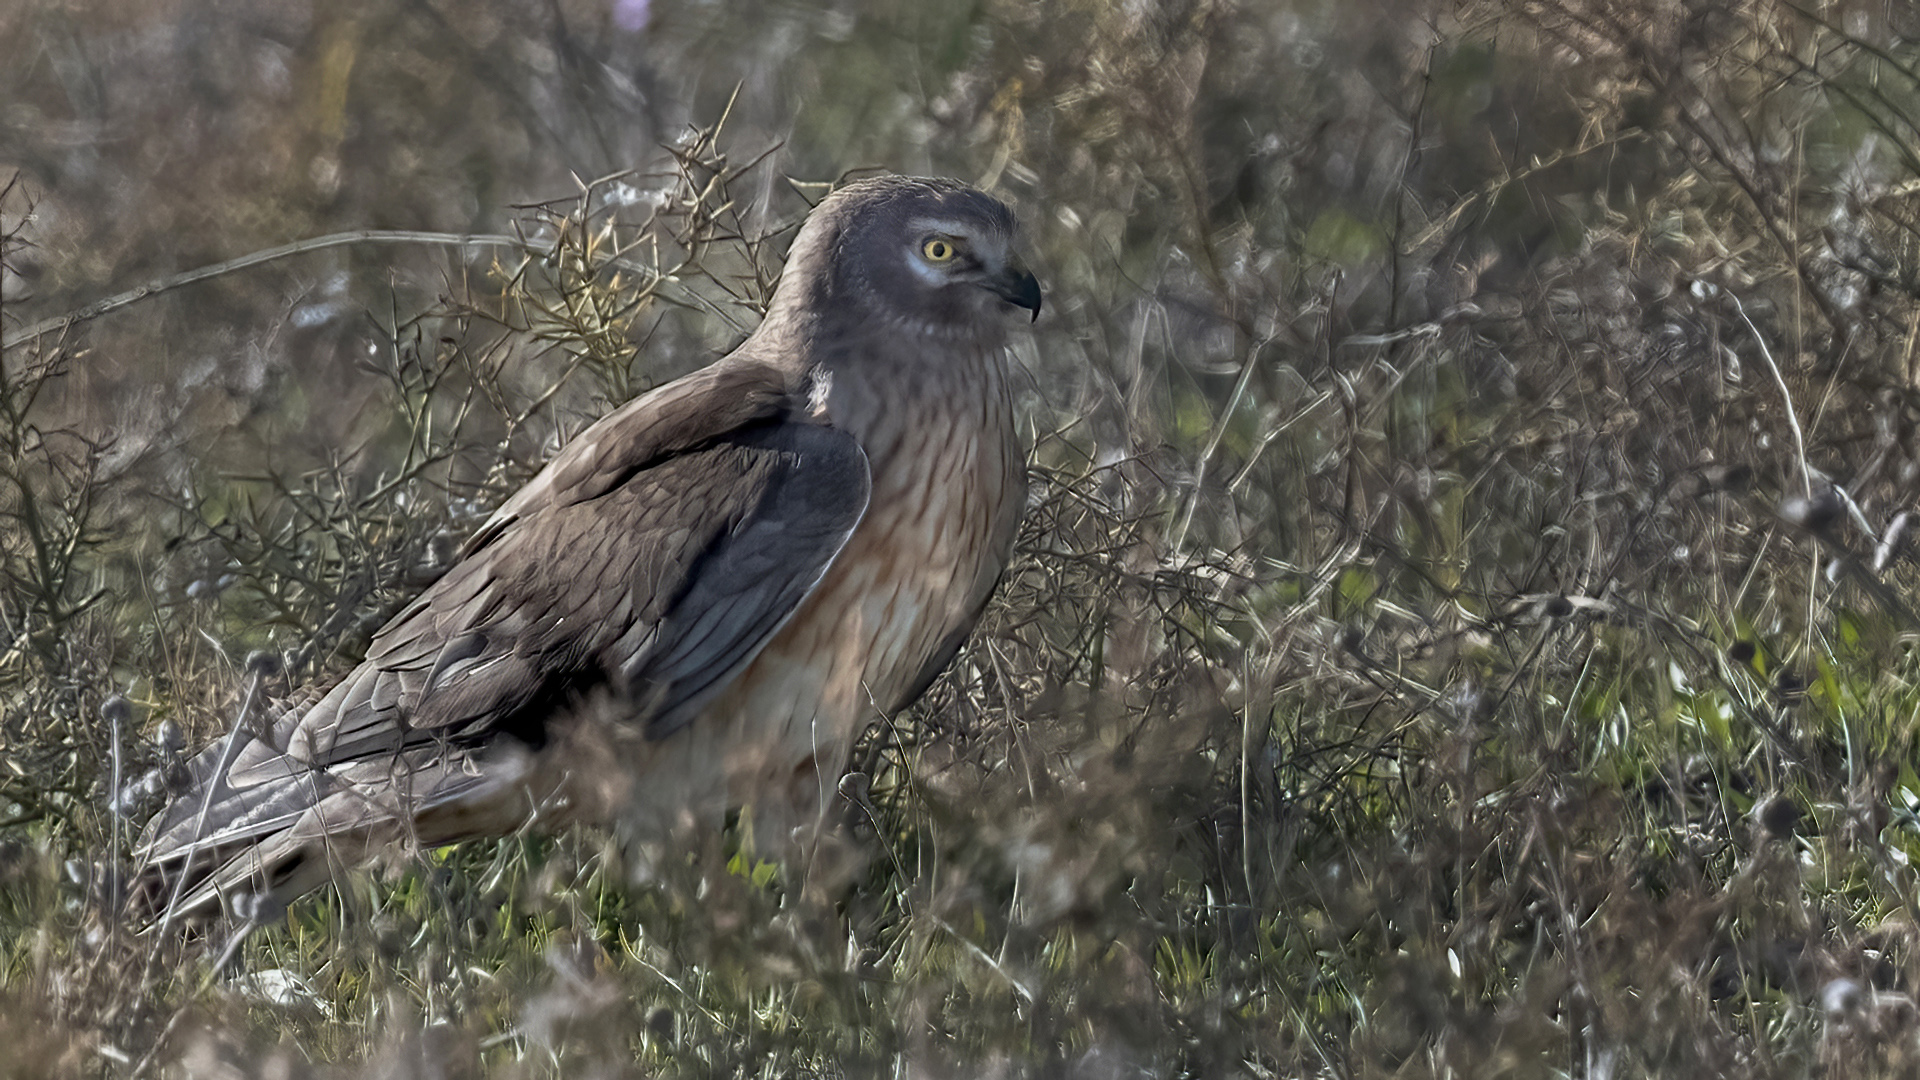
[463, 360, 797, 556]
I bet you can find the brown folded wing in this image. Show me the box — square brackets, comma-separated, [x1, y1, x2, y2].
[136, 362, 870, 921]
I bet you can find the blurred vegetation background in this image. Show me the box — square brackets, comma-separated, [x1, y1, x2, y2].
[7, 0, 1920, 1075]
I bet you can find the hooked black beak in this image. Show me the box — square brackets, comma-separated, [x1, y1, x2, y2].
[982, 259, 1043, 322]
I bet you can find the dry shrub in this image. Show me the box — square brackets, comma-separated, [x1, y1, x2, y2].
[5, 0, 1920, 1076]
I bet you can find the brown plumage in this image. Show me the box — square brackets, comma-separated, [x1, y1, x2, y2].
[133, 176, 1039, 923]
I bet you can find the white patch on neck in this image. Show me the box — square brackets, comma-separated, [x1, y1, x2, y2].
[807, 365, 834, 419]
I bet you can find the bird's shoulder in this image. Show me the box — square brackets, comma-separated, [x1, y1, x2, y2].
[467, 357, 808, 555]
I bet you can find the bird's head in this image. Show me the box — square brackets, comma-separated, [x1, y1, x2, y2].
[770, 176, 1042, 345]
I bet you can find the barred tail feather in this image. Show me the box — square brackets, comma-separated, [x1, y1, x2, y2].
[131, 735, 550, 927]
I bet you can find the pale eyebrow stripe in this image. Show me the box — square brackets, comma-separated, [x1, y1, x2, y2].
[906, 217, 978, 238]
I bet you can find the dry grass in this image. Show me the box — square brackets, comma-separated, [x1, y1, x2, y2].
[5, 0, 1920, 1075]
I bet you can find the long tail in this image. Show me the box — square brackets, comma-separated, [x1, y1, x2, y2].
[130, 728, 543, 928]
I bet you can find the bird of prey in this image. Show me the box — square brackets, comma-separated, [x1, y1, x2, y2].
[132, 176, 1040, 923]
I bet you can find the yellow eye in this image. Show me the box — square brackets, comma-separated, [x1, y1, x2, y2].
[921, 237, 956, 262]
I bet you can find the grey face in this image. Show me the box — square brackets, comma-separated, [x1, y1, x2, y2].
[823, 178, 1042, 339]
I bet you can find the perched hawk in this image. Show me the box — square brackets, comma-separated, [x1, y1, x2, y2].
[133, 176, 1039, 923]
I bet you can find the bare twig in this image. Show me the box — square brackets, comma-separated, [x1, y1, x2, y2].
[2, 230, 521, 352]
